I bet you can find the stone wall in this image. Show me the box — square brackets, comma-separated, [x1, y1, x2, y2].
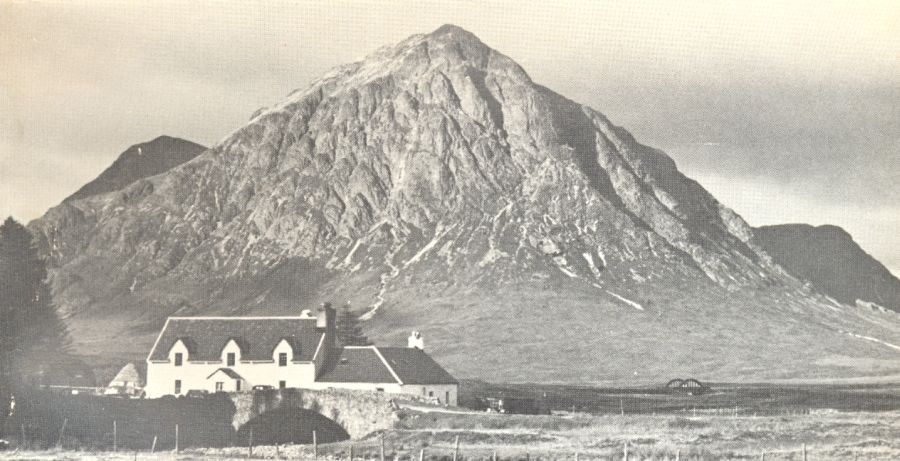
[229, 388, 400, 439]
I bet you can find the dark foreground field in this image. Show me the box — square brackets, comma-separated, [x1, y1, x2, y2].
[460, 380, 900, 415]
[2, 409, 900, 460]
[3, 382, 900, 460]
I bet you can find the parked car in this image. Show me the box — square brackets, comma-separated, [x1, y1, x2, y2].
[474, 396, 549, 415]
[252, 385, 274, 391]
[185, 389, 209, 398]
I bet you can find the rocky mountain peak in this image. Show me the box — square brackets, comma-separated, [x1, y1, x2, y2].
[29, 27, 900, 383]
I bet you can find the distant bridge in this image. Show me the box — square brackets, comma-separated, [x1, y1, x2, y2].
[228, 388, 400, 439]
[664, 378, 710, 395]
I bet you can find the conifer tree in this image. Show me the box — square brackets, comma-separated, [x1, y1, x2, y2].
[0, 217, 71, 435]
[335, 302, 370, 347]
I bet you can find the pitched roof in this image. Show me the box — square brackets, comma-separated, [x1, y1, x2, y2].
[207, 368, 243, 380]
[108, 363, 143, 387]
[317, 346, 457, 385]
[317, 347, 399, 384]
[377, 347, 458, 385]
[148, 317, 322, 362]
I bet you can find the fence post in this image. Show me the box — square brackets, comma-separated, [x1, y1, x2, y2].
[760, 452, 765, 461]
[453, 435, 459, 461]
[620, 398, 625, 416]
[574, 453, 578, 461]
[113, 420, 118, 452]
[623, 440, 628, 461]
[21, 423, 26, 449]
[493, 451, 497, 461]
[248, 428, 254, 458]
[675, 449, 680, 461]
[349, 443, 354, 461]
[175, 424, 179, 453]
[57, 418, 68, 448]
[419, 448, 424, 461]
[381, 434, 386, 461]
[151, 435, 157, 453]
[802, 443, 807, 461]
[313, 431, 318, 459]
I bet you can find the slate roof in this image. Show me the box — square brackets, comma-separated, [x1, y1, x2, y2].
[317, 346, 457, 385]
[377, 347, 459, 385]
[148, 317, 322, 362]
[317, 347, 398, 384]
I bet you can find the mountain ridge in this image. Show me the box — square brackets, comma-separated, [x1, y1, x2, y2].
[65, 136, 207, 202]
[29, 25, 900, 383]
[755, 223, 900, 312]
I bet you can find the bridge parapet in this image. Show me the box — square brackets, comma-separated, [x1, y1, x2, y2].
[228, 388, 401, 439]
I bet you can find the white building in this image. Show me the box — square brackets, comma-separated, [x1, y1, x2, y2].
[105, 362, 145, 397]
[144, 305, 458, 405]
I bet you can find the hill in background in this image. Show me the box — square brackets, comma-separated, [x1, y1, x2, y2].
[755, 224, 900, 312]
[66, 136, 207, 202]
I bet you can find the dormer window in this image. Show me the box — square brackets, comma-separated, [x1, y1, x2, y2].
[273, 338, 296, 365]
[169, 338, 193, 366]
[221, 338, 245, 366]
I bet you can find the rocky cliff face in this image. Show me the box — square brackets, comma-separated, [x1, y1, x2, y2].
[30, 25, 900, 382]
[755, 224, 900, 312]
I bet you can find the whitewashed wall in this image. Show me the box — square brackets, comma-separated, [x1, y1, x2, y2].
[144, 338, 317, 398]
[401, 383, 458, 406]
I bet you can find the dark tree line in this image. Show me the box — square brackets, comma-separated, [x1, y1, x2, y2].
[335, 302, 370, 347]
[0, 217, 72, 437]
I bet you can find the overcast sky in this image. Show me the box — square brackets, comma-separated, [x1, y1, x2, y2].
[1, 0, 898, 274]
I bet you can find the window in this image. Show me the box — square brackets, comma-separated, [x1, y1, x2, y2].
[174, 380, 182, 394]
[215, 382, 224, 392]
[428, 390, 434, 397]
[279, 380, 286, 389]
[422, 387, 426, 396]
[278, 352, 287, 367]
[227, 352, 235, 367]
[235, 380, 242, 391]
[446, 391, 450, 405]
[174, 353, 183, 366]
[376, 387, 384, 392]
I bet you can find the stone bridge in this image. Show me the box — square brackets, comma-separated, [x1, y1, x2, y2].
[228, 388, 401, 439]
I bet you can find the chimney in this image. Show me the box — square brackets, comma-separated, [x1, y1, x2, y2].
[407, 331, 424, 350]
[316, 302, 335, 330]
[315, 302, 337, 374]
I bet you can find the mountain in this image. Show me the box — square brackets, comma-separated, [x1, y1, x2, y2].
[29, 25, 900, 383]
[755, 224, 900, 312]
[65, 136, 207, 202]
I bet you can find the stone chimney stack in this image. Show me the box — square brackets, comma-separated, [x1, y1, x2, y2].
[408, 331, 424, 350]
[316, 302, 335, 330]
[315, 302, 337, 373]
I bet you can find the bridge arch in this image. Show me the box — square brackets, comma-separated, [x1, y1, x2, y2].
[665, 378, 685, 388]
[228, 388, 400, 440]
[664, 378, 710, 395]
[234, 407, 349, 445]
